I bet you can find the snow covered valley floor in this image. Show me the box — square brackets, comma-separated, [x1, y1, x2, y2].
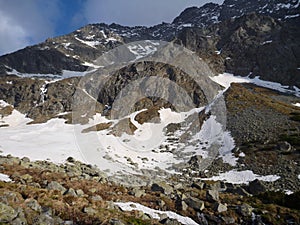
[1, 73, 299, 189]
[1, 73, 300, 224]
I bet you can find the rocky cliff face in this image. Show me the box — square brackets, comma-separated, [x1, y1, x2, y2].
[177, 14, 300, 86]
[0, 0, 299, 85]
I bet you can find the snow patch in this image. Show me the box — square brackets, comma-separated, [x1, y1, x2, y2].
[127, 42, 158, 60]
[0, 103, 32, 127]
[292, 103, 300, 107]
[284, 190, 294, 195]
[7, 68, 90, 79]
[210, 73, 300, 97]
[0, 173, 11, 182]
[239, 152, 246, 157]
[201, 170, 280, 184]
[0, 117, 85, 163]
[285, 14, 300, 19]
[115, 202, 198, 225]
[75, 37, 101, 48]
[0, 100, 10, 108]
[82, 62, 103, 69]
[261, 40, 273, 45]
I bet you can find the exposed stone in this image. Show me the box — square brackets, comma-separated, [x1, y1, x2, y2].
[129, 188, 145, 198]
[64, 188, 77, 197]
[11, 217, 27, 225]
[151, 182, 173, 195]
[109, 219, 125, 225]
[76, 189, 85, 197]
[46, 181, 67, 194]
[20, 174, 33, 184]
[191, 182, 205, 190]
[0, 202, 17, 223]
[238, 203, 253, 217]
[248, 179, 267, 195]
[221, 216, 235, 224]
[21, 157, 30, 163]
[206, 189, 219, 202]
[160, 218, 181, 225]
[25, 199, 41, 212]
[83, 207, 97, 215]
[214, 203, 227, 213]
[197, 213, 209, 225]
[181, 201, 189, 211]
[184, 197, 205, 211]
[91, 195, 103, 201]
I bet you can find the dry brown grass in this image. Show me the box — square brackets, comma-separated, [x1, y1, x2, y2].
[225, 83, 300, 115]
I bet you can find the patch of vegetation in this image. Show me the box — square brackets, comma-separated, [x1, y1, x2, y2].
[126, 217, 152, 225]
[257, 191, 300, 210]
[290, 112, 300, 121]
[225, 83, 298, 115]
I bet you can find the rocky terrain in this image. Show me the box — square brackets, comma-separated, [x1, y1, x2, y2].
[0, 0, 300, 224]
[0, 155, 299, 225]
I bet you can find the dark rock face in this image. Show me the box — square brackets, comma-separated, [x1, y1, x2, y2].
[0, 47, 87, 75]
[177, 14, 300, 86]
[173, 3, 222, 27]
[0, 0, 298, 86]
[0, 76, 79, 121]
[220, 0, 300, 21]
[173, 0, 300, 26]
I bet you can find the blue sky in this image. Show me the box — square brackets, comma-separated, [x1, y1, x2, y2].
[0, 0, 223, 56]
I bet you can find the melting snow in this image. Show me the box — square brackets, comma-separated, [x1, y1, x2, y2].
[284, 190, 294, 195]
[285, 14, 300, 19]
[261, 40, 273, 45]
[7, 69, 90, 79]
[127, 42, 158, 60]
[292, 103, 300, 107]
[0, 173, 11, 182]
[75, 37, 101, 48]
[0, 100, 10, 108]
[0, 100, 237, 177]
[82, 62, 103, 69]
[239, 152, 246, 157]
[115, 202, 198, 225]
[210, 73, 300, 97]
[201, 170, 280, 184]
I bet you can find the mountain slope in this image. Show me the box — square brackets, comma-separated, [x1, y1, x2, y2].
[0, 0, 299, 86]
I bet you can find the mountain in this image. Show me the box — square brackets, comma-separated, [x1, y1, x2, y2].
[0, 1, 300, 224]
[0, 0, 299, 84]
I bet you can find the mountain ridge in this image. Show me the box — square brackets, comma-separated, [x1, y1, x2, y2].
[0, 0, 299, 85]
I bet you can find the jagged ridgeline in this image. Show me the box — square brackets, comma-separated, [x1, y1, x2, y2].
[0, 0, 299, 85]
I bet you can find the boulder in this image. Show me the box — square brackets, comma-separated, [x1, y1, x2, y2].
[248, 179, 267, 195]
[25, 199, 41, 212]
[0, 202, 17, 223]
[109, 219, 125, 225]
[64, 188, 77, 197]
[206, 189, 219, 202]
[214, 203, 227, 213]
[151, 182, 173, 195]
[238, 203, 253, 217]
[46, 181, 66, 194]
[184, 197, 205, 211]
[83, 207, 97, 216]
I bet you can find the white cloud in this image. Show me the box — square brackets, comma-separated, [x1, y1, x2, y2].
[0, 0, 60, 55]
